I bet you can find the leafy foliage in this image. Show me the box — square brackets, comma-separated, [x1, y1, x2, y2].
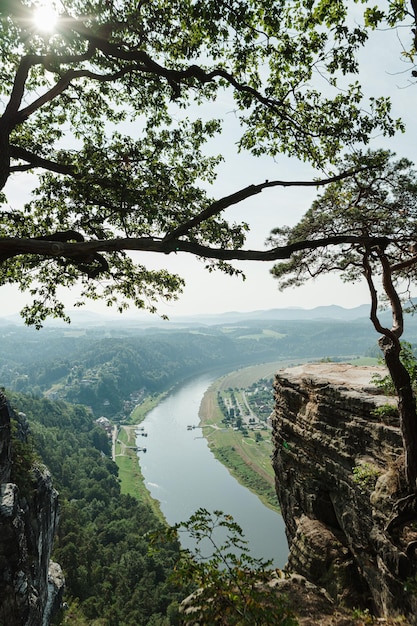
[352, 462, 381, 491]
[153, 508, 298, 625]
[371, 403, 399, 421]
[269, 150, 417, 292]
[9, 412, 39, 496]
[0, 1, 406, 324]
[372, 342, 417, 395]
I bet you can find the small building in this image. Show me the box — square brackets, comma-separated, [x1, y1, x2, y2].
[95, 416, 112, 436]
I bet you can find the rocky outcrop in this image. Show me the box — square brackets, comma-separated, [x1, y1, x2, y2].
[0, 391, 62, 625]
[272, 363, 417, 622]
[0, 391, 12, 483]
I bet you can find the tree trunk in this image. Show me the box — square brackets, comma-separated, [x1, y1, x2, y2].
[380, 335, 417, 490]
[0, 123, 10, 191]
[363, 249, 417, 491]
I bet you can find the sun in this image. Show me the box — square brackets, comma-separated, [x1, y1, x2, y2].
[33, 1, 59, 33]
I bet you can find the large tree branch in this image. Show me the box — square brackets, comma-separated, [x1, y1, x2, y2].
[3, 49, 95, 123]
[62, 16, 314, 139]
[10, 11, 273, 112]
[411, 0, 417, 50]
[9, 145, 76, 175]
[391, 254, 417, 272]
[163, 167, 377, 243]
[3, 56, 33, 121]
[6, 144, 376, 225]
[362, 251, 398, 343]
[378, 248, 404, 338]
[15, 67, 138, 124]
[0, 234, 391, 264]
[68, 17, 287, 108]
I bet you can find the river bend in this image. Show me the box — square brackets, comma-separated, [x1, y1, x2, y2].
[137, 372, 288, 568]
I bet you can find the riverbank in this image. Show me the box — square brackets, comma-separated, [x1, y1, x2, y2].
[113, 390, 169, 523]
[198, 361, 289, 512]
[197, 357, 380, 512]
[114, 361, 294, 518]
[114, 425, 165, 520]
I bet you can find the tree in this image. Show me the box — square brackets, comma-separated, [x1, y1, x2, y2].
[269, 149, 417, 489]
[0, 0, 405, 326]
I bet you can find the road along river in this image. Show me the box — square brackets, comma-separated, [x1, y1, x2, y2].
[137, 372, 288, 568]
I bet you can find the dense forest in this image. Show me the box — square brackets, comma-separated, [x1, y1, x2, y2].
[9, 391, 186, 625]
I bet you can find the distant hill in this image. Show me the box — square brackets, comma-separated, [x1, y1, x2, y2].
[0, 303, 383, 327]
[177, 304, 373, 325]
[2, 301, 417, 419]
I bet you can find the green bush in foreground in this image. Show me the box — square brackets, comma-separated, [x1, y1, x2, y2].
[151, 508, 298, 626]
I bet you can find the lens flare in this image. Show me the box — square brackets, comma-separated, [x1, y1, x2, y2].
[33, 2, 59, 33]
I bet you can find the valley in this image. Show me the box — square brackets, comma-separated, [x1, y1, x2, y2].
[0, 306, 410, 624]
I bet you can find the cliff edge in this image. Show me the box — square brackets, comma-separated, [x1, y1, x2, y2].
[0, 391, 63, 625]
[272, 363, 417, 622]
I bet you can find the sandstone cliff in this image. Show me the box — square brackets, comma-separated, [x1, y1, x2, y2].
[272, 363, 417, 622]
[0, 391, 63, 625]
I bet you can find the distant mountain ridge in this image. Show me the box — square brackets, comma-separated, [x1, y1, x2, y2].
[1, 303, 375, 327]
[183, 304, 373, 325]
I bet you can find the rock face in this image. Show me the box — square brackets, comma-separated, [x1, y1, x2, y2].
[0, 391, 62, 625]
[0, 391, 12, 483]
[272, 363, 417, 622]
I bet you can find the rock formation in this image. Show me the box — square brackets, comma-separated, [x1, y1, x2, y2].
[0, 391, 63, 625]
[272, 363, 417, 623]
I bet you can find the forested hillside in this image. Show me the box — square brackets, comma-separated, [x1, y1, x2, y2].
[2, 315, 412, 419]
[9, 391, 185, 625]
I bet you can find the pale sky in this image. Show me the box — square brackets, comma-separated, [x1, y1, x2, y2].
[2, 12, 416, 321]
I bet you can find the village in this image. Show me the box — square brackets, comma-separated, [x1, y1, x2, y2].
[216, 378, 274, 434]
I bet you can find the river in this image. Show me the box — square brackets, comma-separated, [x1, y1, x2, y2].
[137, 372, 289, 568]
